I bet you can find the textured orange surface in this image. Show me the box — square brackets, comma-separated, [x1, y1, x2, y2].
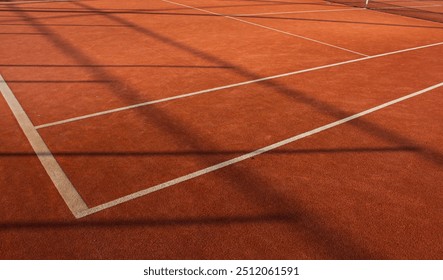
[0, 0, 442, 259]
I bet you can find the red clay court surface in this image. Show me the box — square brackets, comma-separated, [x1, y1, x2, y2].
[0, 0, 442, 259]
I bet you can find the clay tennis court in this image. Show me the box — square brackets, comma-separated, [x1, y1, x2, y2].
[0, 0, 442, 259]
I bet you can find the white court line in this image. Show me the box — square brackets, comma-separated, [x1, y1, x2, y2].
[160, 0, 369, 57]
[231, 7, 363, 16]
[0, 74, 89, 218]
[76, 82, 443, 218]
[35, 41, 443, 129]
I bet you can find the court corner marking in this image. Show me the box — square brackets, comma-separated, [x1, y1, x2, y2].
[0, 74, 89, 218]
[78, 82, 443, 218]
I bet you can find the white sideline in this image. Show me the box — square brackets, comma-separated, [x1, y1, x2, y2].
[0, 74, 89, 218]
[76, 82, 443, 218]
[35, 41, 443, 129]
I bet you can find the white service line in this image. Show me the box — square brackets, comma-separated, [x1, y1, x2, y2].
[76, 82, 443, 218]
[160, 0, 369, 57]
[35, 41, 443, 129]
[231, 7, 363, 16]
[0, 74, 89, 218]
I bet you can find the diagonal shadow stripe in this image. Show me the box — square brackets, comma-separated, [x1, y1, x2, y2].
[5, 0, 442, 259]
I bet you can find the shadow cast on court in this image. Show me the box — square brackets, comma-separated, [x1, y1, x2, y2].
[233, 14, 443, 29]
[4, 1, 442, 259]
[0, 64, 232, 69]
